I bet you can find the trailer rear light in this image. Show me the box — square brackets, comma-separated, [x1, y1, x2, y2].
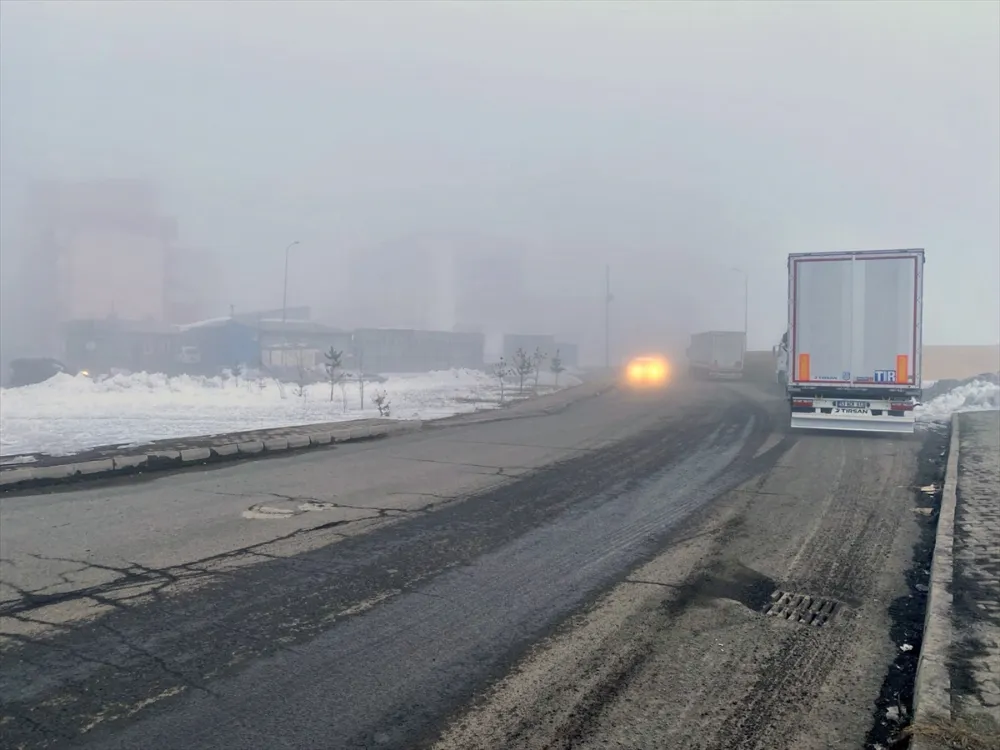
[792, 399, 813, 408]
[889, 403, 914, 411]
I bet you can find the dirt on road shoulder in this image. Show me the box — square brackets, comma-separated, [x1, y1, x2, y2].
[433, 427, 944, 750]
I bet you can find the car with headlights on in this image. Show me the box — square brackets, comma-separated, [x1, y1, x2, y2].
[623, 355, 671, 389]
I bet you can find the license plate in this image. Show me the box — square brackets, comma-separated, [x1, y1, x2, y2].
[834, 400, 869, 409]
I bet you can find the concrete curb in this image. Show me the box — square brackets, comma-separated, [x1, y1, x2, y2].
[422, 380, 617, 429]
[911, 412, 959, 746]
[0, 419, 424, 492]
[0, 380, 611, 493]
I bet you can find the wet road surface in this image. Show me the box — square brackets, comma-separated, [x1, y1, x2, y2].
[0, 380, 939, 749]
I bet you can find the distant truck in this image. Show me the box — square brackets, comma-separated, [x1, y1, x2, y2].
[686, 331, 746, 379]
[781, 248, 925, 434]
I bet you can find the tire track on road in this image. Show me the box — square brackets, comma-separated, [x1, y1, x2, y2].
[1, 392, 770, 749]
[430, 423, 928, 750]
[710, 439, 913, 750]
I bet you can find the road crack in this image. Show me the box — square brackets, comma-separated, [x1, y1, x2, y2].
[0, 517, 362, 618]
[97, 620, 214, 696]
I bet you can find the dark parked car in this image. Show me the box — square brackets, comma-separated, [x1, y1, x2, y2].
[7, 357, 71, 387]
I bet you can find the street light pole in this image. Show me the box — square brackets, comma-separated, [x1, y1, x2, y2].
[604, 264, 614, 370]
[732, 267, 748, 338]
[281, 240, 300, 370]
[281, 240, 300, 330]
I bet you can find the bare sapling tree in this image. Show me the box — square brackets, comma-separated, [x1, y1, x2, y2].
[550, 349, 566, 386]
[512, 347, 534, 394]
[531, 347, 547, 391]
[371, 389, 391, 417]
[294, 350, 309, 399]
[240, 364, 257, 392]
[263, 360, 288, 399]
[324, 347, 343, 403]
[493, 357, 510, 404]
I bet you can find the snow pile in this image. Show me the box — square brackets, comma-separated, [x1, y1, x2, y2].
[916, 374, 1000, 423]
[0, 368, 581, 457]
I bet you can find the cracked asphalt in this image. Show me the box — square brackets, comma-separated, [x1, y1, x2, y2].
[0, 380, 937, 749]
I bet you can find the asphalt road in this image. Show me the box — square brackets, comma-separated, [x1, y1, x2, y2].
[0, 379, 938, 750]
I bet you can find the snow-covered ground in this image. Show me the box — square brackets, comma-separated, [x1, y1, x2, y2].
[1, 369, 994, 459]
[0, 369, 581, 458]
[915, 375, 999, 424]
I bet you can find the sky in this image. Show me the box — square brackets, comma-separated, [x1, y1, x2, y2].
[1, 0, 998, 360]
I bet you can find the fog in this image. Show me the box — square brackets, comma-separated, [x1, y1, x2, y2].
[1, 0, 998, 366]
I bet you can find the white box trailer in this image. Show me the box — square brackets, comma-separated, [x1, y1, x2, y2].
[687, 330, 747, 379]
[785, 248, 925, 434]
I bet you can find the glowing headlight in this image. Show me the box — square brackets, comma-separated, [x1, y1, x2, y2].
[625, 356, 671, 386]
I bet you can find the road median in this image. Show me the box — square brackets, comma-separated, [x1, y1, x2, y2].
[0, 379, 613, 492]
[0, 418, 420, 492]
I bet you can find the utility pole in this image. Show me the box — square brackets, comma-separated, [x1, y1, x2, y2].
[281, 240, 301, 367]
[605, 264, 614, 370]
[733, 267, 749, 339]
[281, 240, 300, 331]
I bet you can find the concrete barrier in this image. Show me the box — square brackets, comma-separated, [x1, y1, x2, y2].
[150, 450, 181, 461]
[33, 465, 77, 481]
[74, 459, 115, 476]
[0, 468, 36, 487]
[113, 454, 149, 470]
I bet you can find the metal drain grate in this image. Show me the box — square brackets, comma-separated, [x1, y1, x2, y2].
[762, 591, 839, 627]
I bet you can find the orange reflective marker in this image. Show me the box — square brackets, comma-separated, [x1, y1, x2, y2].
[798, 353, 811, 381]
